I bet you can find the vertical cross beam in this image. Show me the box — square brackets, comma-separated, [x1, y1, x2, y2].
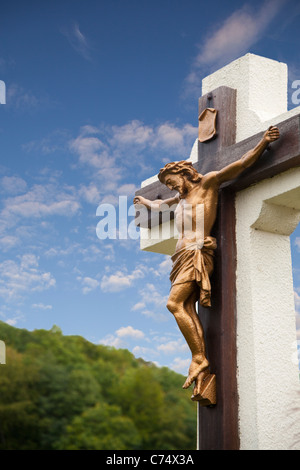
[135, 86, 239, 449]
[197, 188, 239, 449]
[196, 87, 239, 449]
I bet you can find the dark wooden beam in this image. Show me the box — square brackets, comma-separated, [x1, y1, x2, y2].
[197, 188, 239, 450]
[222, 114, 300, 191]
[197, 86, 236, 169]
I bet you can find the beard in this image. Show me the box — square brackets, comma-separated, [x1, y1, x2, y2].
[178, 181, 189, 198]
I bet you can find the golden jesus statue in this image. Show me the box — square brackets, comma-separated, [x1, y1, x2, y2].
[134, 126, 279, 403]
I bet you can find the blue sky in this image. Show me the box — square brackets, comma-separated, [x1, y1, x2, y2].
[0, 0, 299, 374]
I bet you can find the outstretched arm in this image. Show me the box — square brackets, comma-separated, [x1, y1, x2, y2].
[133, 194, 179, 211]
[216, 126, 280, 184]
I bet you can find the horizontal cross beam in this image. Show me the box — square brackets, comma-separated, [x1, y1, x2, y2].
[135, 114, 300, 228]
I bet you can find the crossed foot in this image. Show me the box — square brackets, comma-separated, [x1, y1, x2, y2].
[182, 357, 209, 389]
[182, 356, 216, 406]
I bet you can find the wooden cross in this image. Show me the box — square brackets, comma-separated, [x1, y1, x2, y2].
[134, 78, 300, 449]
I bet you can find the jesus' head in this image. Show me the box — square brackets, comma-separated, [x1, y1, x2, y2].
[158, 161, 202, 197]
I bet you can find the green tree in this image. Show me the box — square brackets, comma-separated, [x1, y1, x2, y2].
[59, 402, 141, 450]
[0, 321, 197, 450]
[32, 355, 102, 448]
[115, 367, 166, 449]
[0, 347, 41, 449]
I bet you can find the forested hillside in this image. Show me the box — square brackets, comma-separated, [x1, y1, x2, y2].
[0, 322, 196, 450]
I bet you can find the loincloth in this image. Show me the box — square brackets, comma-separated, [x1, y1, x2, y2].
[169, 237, 217, 307]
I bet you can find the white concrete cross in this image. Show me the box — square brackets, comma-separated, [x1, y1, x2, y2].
[136, 53, 300, 450]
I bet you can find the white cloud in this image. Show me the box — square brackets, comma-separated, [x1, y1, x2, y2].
[0, 176, 27, 195]
[79, 183, 101, 204]
[6, 83, 41, 109]
[133, 283, 169, 322]
[32, 303, 53, 310]
[70, 120, 197, 172]
[6, 318, 18, 326]
[133, 121, 196, 154]
[70, 134, 110, 169]
[109, 120, 197, 155]
[157, 256, 172, 276]
[99, 325, 190, 372]
[6, 82, 57, 111]
[131, 301, 146, 311]
[61, 21, 92, 61]
[184, 0, 287, 96]
[157, 339, 189, 355]
[170, 357, 191, 375]
[80, 125, 101, 136]
[132, 345, 159, 360]
[141, 308, 169, 323]
[68, 119, 197, 207]
[69, 128, 122, 205]
[111, 120, 153, 147]
[116, 326, 145, 340]
[22, 129, 70, 155]
[0, 235, 19, 251]
[139, 283, 168, 308]
[77, 276, 100, 294]
[100, 325, 145, 348]
[45, 242, 103, 264]
[1, 183, 80, 221]
[117, 184, 138, 197]
[153, 122, 196, 153]
[98, 333, 121, 348]
[21, 253, 38, 269]
[0, 255, 56, 301]
[100, 266, 145, 293]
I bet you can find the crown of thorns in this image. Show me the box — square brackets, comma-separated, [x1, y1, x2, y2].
[158, 160, 201, 184]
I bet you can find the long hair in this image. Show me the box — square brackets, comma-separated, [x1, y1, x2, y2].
[158, 160, 202, 184]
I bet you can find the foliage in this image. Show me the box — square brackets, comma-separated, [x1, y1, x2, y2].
[0, 321, 196, 450]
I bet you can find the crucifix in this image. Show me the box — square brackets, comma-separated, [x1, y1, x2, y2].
[134, 54, 300, 450]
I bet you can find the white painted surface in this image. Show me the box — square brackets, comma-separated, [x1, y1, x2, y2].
[236, 168, 300, 450]
[140, 221, 178, 255]
[202, 53, 288, 142]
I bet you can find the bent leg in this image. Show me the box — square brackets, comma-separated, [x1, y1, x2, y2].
[167, 282, 209, 388]
[184, 288, 206, 355]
